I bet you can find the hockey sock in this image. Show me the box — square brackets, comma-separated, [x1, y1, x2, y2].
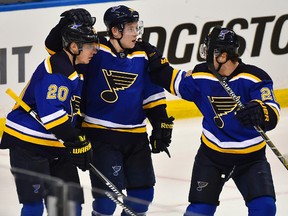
[92, 197, 116, 215]
[247, 196, 276, 216]
[76, 203, 82, 216]
[21, 201, 44, 216]
[121, 187, 154, 215]
[184, 203, 217, 216]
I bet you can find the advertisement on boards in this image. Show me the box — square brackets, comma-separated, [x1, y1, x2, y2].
[0, 0, 287, 119]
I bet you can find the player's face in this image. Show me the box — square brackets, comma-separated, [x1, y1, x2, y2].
[76, 42, 99, 64]
[120, 22, 140, 49]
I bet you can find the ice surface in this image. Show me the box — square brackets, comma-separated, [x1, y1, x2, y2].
[1, 108, 287, 215]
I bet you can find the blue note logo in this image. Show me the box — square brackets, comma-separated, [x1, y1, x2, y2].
[112, 165, 121, 176]
[32, 184, 41, 194]
[196, 181, 208, 191]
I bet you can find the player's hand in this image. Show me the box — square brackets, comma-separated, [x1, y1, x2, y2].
[149, 116, 174, 158]
[60, 8, 96, 26]
[235, 100, 267, 128]
[137, 39, 163, 62]
[64, 135, 92, 171]
[137, 39, 170, 75]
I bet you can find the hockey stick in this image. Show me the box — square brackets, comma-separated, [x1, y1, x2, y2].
[5, 88, 138, 216]
[89, 163, 138, 216]
[206, 26, 288, 170]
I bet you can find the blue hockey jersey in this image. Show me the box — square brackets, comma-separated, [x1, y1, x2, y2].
[80, 37, 166, 133]
[152, 60, 280, 154]
[3, 51, 83, 151]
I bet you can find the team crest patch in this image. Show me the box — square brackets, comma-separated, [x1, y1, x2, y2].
[32, 184, 41, 193]
[196, 181, 208, 191]
[101, 69, 138, 103]
[112, 165, 121, 176]
[208, 96, 238, 128]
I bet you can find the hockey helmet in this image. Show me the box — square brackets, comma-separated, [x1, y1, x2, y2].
[62, 23, 99, 50]
[103, 5, 139, 32]
[200, 28, 239, 60]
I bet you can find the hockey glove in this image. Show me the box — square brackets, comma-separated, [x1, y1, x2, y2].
[137, 39, 163, 62]
[149, 116, 174, 158]
[60, 8, 96, 27]
[64, 135, 92, 171]
[235, 100, 269, 129]
[137, 39, 171, 75]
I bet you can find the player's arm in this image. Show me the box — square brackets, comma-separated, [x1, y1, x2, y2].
[137, 40, 176, 92]
[45, 8, 95, 54]
[35, 68, 92, 170]
[48, 120, 92, 171]
[235, 77, 280, 131]
[48, 120, 79, 141]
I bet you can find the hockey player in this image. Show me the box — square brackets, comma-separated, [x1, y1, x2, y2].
[0, 18, 99, 216]
[139, 28, 280, 216]
[45, 6, 174, 216]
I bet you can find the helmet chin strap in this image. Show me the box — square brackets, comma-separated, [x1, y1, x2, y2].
[216, 58, 223, 72]
[65, 43, 83, 67]
[117, 38, 126, 51]
[215, 54, 229, 72]
[115, 33, 129, 58]
[116, 32, 126, 51]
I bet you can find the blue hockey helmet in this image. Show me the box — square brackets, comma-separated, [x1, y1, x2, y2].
[200, 28, 239, 60]
[213, 28, 239, 55]
[62, 23, 99, 50]
[103, 5, 139, 33]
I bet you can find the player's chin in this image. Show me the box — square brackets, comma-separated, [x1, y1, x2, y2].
[83, 58, 92, 64]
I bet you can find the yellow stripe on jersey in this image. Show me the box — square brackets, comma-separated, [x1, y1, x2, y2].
[82, 122, 147, 133]
[4, 126, 64, 147]
[45, 56, 53, 74]
[68, 71, 78, 81]
[100, 44, 118, 57]
[230, 73, 261, 82]
[44, 114, 69, 130]
[192, 72, 218, 81]
[143, 98, 166, 109]
[100, 43, 146, 59]
[45, 47, 56, 55]
[170, 68, 180, 95]
[127, 50, 146, 58]
[201, 133, 266, 154]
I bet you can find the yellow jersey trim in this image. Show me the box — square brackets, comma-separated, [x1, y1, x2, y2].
[4, 126, 64, 147]
[201, 133, 266, 154]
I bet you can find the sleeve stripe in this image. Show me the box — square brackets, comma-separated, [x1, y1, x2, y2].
[41, 109, 67, 124]
[143, 92, 166, 105]
[143, 98, 166, 109]
[172, 70, 185, 97]
[44, 114, 69, 130]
